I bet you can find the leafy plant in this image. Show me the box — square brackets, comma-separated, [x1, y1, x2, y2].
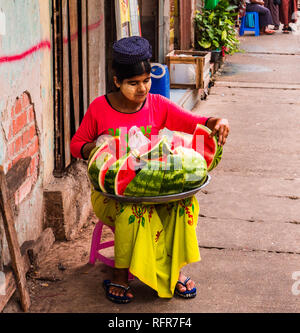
[195, 0, 240, 55]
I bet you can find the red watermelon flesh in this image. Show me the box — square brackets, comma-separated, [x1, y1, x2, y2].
[87, 136, 123, 193]
[191, 124, 223, 171]
[114, 154, 147, 195]
[171, 132, 192, 151]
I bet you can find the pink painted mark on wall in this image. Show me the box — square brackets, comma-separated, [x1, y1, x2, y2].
[63, 15, 104, 44]
[0, 15, 104, 64]
[0, 40, 51, 64]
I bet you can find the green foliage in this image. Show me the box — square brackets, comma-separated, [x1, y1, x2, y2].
[195, 0, 240, 54]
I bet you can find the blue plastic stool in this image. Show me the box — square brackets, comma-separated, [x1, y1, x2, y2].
[239, 12, 260, 36]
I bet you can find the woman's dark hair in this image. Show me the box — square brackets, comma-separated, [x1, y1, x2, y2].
[112, 59, 151, 83]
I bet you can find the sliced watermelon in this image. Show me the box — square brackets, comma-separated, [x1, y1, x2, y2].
[102, 153, 128, 194]
[87, 135, 130, 192]
[114, 154, 146, 196]
[159, 155, 185, 195]
[88, 143, 113, 191]
[123, 165, 154, 196]
[88, 142, 109, 171]
[136, 137, 172, 160]
[170, 131, 192, 151]
[98, 155, 118, 192]
[191, 124, 223, 171]
[174, 146, 207, 191]
[124, 160, 165, 197]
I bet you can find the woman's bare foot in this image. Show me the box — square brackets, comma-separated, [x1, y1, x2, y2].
[108, 268, 134, 299]
[176, 271, 196, 293]
[264, 28, 275, 34]
[260, 27, 275, 35]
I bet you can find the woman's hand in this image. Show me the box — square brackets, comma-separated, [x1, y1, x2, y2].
[206, 118, 230, 146]
[81, 142, 96, 160]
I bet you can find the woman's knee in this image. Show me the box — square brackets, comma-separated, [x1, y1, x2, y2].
[259, 6, 271, 15]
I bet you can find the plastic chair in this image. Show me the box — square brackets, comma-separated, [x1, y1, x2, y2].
[89, 220, 134, 280]
[239, 12, 260, 36]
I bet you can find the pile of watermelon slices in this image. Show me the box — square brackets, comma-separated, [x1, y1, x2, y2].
[87, 124, 223, 197]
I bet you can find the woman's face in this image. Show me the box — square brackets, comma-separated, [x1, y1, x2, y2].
[114, 72, 152, 104]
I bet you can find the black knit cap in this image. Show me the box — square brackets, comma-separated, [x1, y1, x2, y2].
[112, 36, 152, 65]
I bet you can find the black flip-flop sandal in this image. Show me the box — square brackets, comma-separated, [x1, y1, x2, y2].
[282, 27, 290, 33]
[103, 279, 133, 304]
[174, 277, 197, 299]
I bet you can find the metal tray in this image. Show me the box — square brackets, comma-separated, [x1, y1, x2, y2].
[101, 175, 211, 204]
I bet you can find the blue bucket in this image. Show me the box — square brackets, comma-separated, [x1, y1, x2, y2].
[149, 63, 170, 99]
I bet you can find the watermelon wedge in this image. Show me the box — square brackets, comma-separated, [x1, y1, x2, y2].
[124, 160, 165, 197]
[136, 137, 172, 160]
[170, 131, 192, 151]
[88, 143, 113, 191]
[87, 136, 128, 192]
[102, 153, 129, 194]
[191, 124, 223, 171]
[114, 154, 146, 196]
[174, 146, 207, 191]
[159, 155, 185, 195]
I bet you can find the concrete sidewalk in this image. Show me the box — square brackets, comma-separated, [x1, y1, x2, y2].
[4, 25, 300, 314]
[193, 26, 300, 313]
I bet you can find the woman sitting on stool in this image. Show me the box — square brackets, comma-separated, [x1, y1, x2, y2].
[246, 0, 275, 34]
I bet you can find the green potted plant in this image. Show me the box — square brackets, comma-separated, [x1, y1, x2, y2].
[194, 0, 240, 62]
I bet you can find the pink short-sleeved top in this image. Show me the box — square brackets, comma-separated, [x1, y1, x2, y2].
[70, 93, 209, 159]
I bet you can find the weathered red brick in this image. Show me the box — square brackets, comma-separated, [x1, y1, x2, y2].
[8, 142, 15, 158]
[29, 124, 37, 140]
[14, 98, 22, 115]
[21, 92, 31, 109]
[29, 154, 39, 177]
[27, 135, 39, 156]
[14, 135, 22, 154]
[27, 105, 35, 123]
[22, 129, 31, 147]
[13, 111, 27, 135]
[8, 125, 13, 141]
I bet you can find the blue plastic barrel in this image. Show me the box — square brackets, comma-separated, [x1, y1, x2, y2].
[149, 63, 170, 99]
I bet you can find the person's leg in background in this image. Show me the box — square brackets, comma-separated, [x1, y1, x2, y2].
[246, 3, 275, 34]
[265, 0, 280, 29]
[279, 0, 297, 33]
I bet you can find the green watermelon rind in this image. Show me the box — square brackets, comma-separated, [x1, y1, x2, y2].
[193, 124, 223, 171]
[160, 155, 185, 195]
[114, 155, 145, 196]
[104, 153, 129, 194]
[124, 160, 165, 197]
[88, 152, 113, 191]
[174, 146, 208, 191]
[87, 144, 107, 171]
[124, 168, 154, 196]
[88, 162, 101, 191]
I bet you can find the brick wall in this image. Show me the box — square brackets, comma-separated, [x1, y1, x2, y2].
[6, 92, 40, 206]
